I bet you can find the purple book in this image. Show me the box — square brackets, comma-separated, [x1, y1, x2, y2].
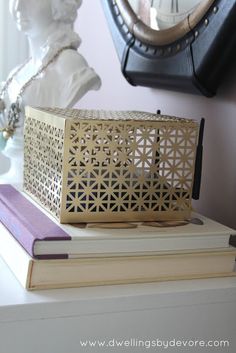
[0, 184, 70, 259]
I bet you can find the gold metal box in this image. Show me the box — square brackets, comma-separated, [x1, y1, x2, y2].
[24, 107, 200, 223]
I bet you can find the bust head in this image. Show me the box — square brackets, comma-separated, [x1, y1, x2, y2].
[9, 0, 82, 36]
[51, 0, 82, 24]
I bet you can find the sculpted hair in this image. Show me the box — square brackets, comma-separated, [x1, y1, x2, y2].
[51, 0, 82, 24]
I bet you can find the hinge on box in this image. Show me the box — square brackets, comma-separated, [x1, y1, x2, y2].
[192, 118, 205, 200]
[229, 235, 236, 247]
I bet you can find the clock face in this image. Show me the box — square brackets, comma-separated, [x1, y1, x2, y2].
[128, 0, 202, 30]
[153, 0, 202, 29]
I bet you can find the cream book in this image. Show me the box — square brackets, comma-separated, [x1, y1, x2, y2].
[0, 222, 235, 291]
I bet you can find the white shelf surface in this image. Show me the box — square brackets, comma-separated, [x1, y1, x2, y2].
[1, 257, 236, 353]
[1, 257, 236, 321]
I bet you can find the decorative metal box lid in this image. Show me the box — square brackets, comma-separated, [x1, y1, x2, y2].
[24, 107, 200, 223]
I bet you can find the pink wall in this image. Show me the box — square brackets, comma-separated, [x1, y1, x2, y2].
[75, 1, 236, 228]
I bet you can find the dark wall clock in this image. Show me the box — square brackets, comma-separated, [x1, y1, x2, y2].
[102, 0, 236, 97]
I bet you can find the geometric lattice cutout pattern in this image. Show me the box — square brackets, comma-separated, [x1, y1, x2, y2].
[24, 107, 199, 223]
[24, 115, 64, 219]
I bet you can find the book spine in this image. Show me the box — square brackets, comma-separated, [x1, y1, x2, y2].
[0, 185, 70, 258]
[0, 200, 69, 259]
[0, 195, 36, 257]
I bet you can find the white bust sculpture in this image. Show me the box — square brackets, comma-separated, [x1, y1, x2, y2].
[0, 0, 101, 186]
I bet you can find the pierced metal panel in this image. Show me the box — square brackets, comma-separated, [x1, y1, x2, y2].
[24, 108, 199, 223]
[24, 116, 64, 219]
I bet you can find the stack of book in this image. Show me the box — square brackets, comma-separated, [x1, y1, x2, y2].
[0, 184, 235, 290]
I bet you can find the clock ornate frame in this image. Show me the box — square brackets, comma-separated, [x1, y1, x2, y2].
[102, 0, 236, 97]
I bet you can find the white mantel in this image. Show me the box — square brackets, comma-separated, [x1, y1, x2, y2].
[0, 257, 236, 353]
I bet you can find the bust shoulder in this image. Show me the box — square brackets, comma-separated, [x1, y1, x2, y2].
[52, 48, 101, 107]
[55, 49, 89, 76]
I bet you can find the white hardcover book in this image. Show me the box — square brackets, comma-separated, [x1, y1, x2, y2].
[34, 213, 235, 257]
[0, 222, 235, 291]
[0, 185, 235, 258]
